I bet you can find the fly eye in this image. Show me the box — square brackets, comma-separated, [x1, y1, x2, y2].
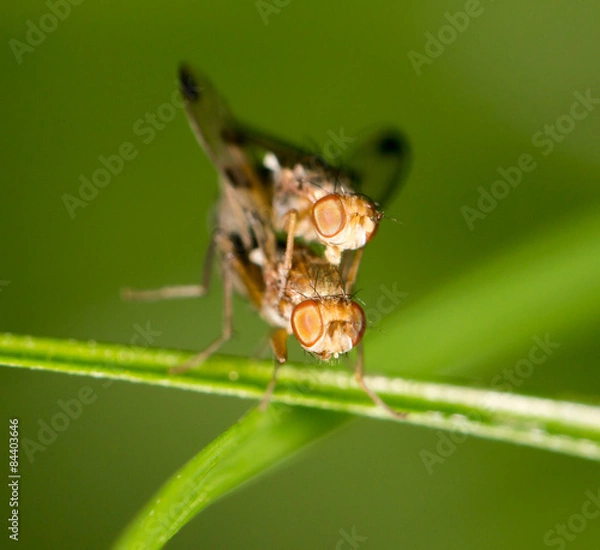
[291, 300, 324, 348]
[312, 195, 347, 238]
[348, 302, 366, 346]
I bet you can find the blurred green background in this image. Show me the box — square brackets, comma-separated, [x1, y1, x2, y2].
[2, 0, 600, 548]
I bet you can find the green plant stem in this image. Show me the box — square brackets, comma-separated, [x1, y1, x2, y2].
[113, 405, 347, 550]
[3, 332, 600, 461]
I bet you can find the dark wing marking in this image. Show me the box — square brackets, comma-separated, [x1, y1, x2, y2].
[179, 64, 238, 170]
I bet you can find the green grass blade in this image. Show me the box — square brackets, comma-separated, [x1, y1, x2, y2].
[112, 405, 347, 550]
[2, 332, 600, 461]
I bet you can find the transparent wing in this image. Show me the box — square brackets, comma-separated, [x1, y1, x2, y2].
[338, 129, 412, 288]
[223, 125, 327, 172]
[344, 128, 412, 209]
[179, 65, 315, 185]
[179, 64, 273, 226]
[178, 64, 239, 169]
[180, 64, 277, 262]
[181, 64, 411, 209]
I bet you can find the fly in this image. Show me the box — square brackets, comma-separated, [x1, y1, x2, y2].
[122, 65, 409, 418]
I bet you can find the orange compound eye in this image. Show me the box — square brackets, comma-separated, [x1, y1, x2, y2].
[291, 300, 324, 348]
[348, 302, 366, 347]
[312, 195, 346, 239]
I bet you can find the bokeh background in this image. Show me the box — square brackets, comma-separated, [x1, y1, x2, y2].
[2, 0, 600, 548]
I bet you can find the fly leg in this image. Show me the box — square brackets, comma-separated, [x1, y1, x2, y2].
[343, 248, 364, 294]
[278, 209, 298, 300]
[258, 328, 288, 411]
[252, 333, 272, 360]
[170, 261, 234, 374]
[121, 237, 216, 302]
[354, 342, 406, 419]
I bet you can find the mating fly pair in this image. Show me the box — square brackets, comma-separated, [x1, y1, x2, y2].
[123, 65, 410, 417]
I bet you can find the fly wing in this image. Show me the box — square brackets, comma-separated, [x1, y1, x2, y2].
[179, 64, 238, 169]
[179, 64, 272, 202]
[179, 64, 313, 196]
[228, 124, 412, 209]
[220, 123, 340, 183]
[344, 128, 412, 209]
[338, 129, 411, 288]
[179, 64, 274, 252]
